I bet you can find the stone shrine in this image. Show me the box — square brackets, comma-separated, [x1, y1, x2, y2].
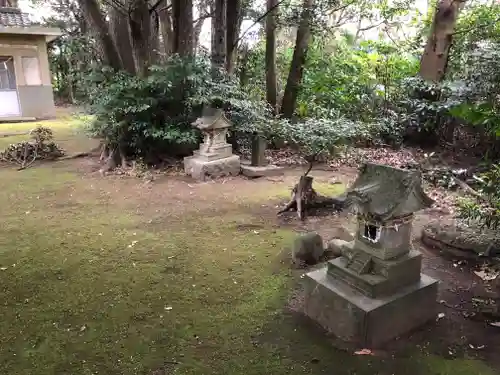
[184, 107, 240, 181]
[303, 163, 439, 347]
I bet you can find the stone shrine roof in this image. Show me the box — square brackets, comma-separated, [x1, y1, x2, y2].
[0, 7, 31, 27]
[192, 107, 231, 130]
[346, 163, 434, 220]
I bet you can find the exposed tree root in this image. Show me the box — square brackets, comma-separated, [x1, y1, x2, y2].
[277, 175, 347, 220]
[99, 145, 128, 175]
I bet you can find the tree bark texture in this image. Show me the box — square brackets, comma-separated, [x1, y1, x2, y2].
[77, 0, 124, 71]
[211, 0, 227, 68]
[158, 0, 174, 57]
[172, 0, 194, 56]
[109, 5, 137, 74]
[129, 0, 153, 77]
[280, 0, 314, 119]
[419, 0, 464, 82]
[226, 0, 241, 73]
[265, 0, 278, 114]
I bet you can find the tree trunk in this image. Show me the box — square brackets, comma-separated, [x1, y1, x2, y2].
[109, 6, 137, 74]
[280, 0, 313, 119]
[265, 0, 278, 114]
[172, 0, 194, 56]
[194, 0, 210, 50]
[211, 0, 227, 69]
[77, 0, 123, 71]
[158, 1, 174, 58]
[129, 0, 152, 77]
[239, 44, 250, 87]
[150, 9, 161, 64]
[419, 0, 463, 82]
[226, 0, 241, 73]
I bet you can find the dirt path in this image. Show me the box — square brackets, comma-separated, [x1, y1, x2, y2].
[70, 156, 500, 370]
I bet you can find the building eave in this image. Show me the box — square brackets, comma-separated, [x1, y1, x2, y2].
[0, 26, 62, 42]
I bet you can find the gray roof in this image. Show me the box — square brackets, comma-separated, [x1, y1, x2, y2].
[0, 7, 31, 27]
[346, 163, 434, 220]
[192, 107, 231, 130]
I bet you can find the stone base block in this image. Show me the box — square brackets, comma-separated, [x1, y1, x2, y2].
[184, 154, 240, 181]
[303, 267, 438, 347]
[241, 163, 284, 178]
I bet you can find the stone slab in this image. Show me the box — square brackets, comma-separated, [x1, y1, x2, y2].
[241, 163, 285, 178]
[303, 267, 438, 347]
[184, 154, 240, 181]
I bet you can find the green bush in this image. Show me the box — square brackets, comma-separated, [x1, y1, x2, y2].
[84, 56, 271, 162]
[458, 164, 500, 229]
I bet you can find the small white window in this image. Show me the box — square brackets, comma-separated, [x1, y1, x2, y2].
[22, 57, 42, 86]
[363, 224, 381, 243]
[0, 56, 17, 90]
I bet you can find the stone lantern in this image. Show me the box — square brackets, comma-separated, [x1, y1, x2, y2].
[184, 107, 240, 181]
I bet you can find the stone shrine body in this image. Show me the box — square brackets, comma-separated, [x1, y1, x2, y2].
[184, 107, 240, 181]
[303, 163, 439, 347]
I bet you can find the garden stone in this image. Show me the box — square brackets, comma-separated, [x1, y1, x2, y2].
[422, 220, 500, 258]
[291, 232, 324, 266]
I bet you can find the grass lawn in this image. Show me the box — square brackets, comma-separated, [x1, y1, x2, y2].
[0, 115, 497, 375]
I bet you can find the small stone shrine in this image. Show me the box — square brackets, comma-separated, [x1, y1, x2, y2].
[303, 163, 439, 347]
[184, 107, 240, 181]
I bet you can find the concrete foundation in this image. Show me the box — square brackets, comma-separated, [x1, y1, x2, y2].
[240, 163, 284, 178]
[184, 154, 240, 181]
[303, 267, 438, 347]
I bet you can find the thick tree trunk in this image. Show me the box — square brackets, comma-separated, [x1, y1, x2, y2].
[280, 0, 313, 119]
[211, 0, 227, 69]
[158, 1, 174, 58]
[419, 0, 463, 82]
[129, 0, 152, 77]
[172, 0, 194, 56]
[77, 0, 123, 71]
[265, 0, 278, 114]
[226, 0, 241, 74]
[109, 6, 137, 74]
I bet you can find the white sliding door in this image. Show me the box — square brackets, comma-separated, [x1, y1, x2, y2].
[0, 56, 20, 117]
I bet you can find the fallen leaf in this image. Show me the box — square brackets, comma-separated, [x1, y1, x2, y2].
[354, 349, 373, 355]
[474, 269, 499, 281]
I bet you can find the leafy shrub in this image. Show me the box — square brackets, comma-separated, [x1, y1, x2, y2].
[265, 117, 366, 163]
[458, 164, 500, 229]
[84, 56, 271, 162]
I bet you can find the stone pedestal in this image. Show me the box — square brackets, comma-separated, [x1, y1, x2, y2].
[241, 134, 284, 178]
[184, 107, 241, 181]
[184, 154, 240, 181]
[304, 268, 438, 347]
[240, 160, 284, 178]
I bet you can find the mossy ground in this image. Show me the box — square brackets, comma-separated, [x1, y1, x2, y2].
[0, 116, 496, 375]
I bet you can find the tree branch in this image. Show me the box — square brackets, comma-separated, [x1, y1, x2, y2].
[233, 0, 287, 49]
[150, 0, 170, 13]
[358, 20, 386, 32]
